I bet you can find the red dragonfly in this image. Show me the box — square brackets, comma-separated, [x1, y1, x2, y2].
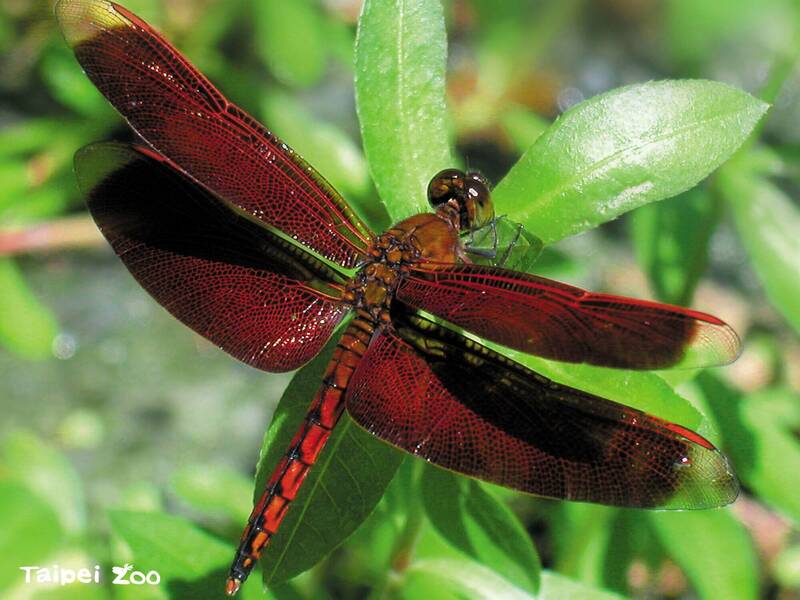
[57, 0, 741, 594]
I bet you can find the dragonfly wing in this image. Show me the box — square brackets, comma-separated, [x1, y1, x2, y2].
[397, 263, 740, 369]
[76, 142, 350, 372]
[346, 310, 738, 508]
[56, 0, 373, 267]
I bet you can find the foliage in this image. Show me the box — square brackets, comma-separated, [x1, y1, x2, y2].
[1, 0, 800, 599]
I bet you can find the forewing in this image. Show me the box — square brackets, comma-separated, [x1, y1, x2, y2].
[76, 142, 350, 372]
[56, 0, 373, 268]
[346, 311, 738, 508]
[397, 263, 740, 369]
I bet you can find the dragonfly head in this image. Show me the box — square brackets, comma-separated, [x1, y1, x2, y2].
[427, 168, 494, 231]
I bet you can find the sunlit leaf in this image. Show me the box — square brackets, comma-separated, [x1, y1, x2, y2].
[649, 508, 758, 600]
[421, 466, 540, 594]
[540, 570, 626, 599]
[355, 0, 454, 220]
[404, 558, 534, 600]
[256, 339, 403, 586]
[494, 80, 767, 244]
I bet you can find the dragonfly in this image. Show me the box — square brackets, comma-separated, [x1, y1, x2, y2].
[56, 0, 741, 595]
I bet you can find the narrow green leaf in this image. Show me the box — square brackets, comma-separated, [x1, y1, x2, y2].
[500, 105, 550, 154]
[421, 466, 540, 594]
[254, 0, 327, 88]
[649, 508, 758, 600]
[0, 259, 58, 359]
[552, 504, 616, 587]
[0, 481, 64, 590]
[404, 558, 534, 600]
[256, 339, 403, 586]
[630, 187, 722, 305]
[540, 570, 627, 600]
[494, 80, 768, 244]
[108, 510, 230, 581]
[466, 218, 543, 272]
[171, 464, 252, 524]
[355, 0, 454, 220]
[2, 430, 85, 536]
[720, 169, 800, 333]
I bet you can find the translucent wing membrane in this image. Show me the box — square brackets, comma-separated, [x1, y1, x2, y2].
[347, 311, 738, 508]
[56, 0, 373, 268]
[397, 263, 741, 370]
[75, 143, 350, 372]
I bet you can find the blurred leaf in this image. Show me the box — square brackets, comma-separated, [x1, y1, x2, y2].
[539, 570, 626, 600]
[631, 187, 722, 305]
[500, 105, 550, 154]
[552, 504, 616, 587]
[355, 0, 454, 220]
[741, 387, 800, 523]
[494, 80, 768, 244]
[649, 508, 758, 600]
[663, 0, 757, 67]
[421, 466, 540, 594]
[0, 481, 64, 590]
[0, 119, 71, 159]
[40, 49, 112, 119]
[256, 339, 403, 586]
[0, 259, 58, 359]
[773, 544, 800, 588]
[260, 92, 382, 225]
[108, 510, 229, 581]
[255, 0, 327, 88]
[404, 558, 534, 600]
[1, 430, 85, 536]
[719, 168, 800, 333]
[171, 464, 252, 524]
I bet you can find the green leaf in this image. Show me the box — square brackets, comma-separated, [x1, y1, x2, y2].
[648, 508, 758, 600]
[108, 510, 229, 581]
[404, 558, 535, 600]
[663, 0, 758, 67]
[551, 504, 617, 587]
[630, 187, 722, 305]
[0, 481, 64, 590]
[355, 0, 454, 220]
[539, 570, 627, 600]
[719, 168, 800, 333]
[421, 466, 540, 594]
[254, 0, 327, 88]
[171, 464, 252, 524]
[1, 430, 85, 536]
[493, 80, 768, 244]
[500, 105, 550, 154]
[256, 339, 403, 586]
[0, 259, 58, 359]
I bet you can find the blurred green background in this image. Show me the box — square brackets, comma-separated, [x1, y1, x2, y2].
[1, 0, 800, 598]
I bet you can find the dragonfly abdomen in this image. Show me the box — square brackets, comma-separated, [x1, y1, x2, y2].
[225, 317, 374, 595]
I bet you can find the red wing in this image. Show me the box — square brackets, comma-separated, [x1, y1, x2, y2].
[397, 263, 740, 370]
[346, 312, 738, 508]
[56, 0, 373, 268]
[75, 142, 351, 372]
